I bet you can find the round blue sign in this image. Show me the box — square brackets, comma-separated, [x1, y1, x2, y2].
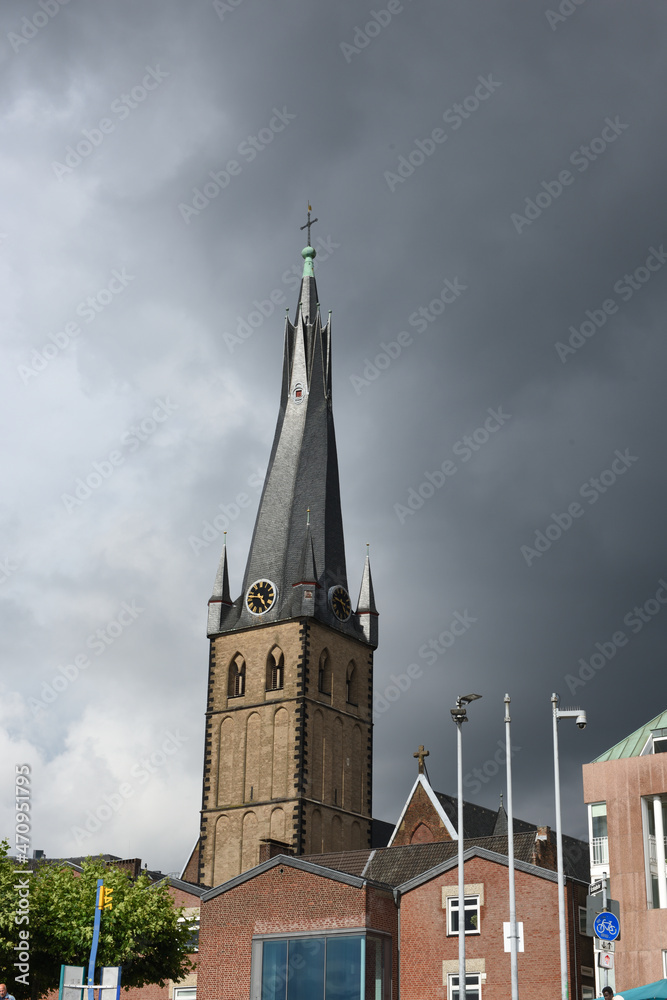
[594, 911, 620, 941]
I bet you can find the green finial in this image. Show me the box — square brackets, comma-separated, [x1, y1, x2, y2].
[300, 204, 318, 277]
[302, 244, 316, 278]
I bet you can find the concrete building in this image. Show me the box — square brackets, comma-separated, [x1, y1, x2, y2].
[582, 709, 667, 992]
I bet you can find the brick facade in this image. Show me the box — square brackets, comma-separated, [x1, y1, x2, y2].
[197, 863, 397, 1000]
[198, 618, 373, 887]
[399, 854, 592, 1000]
[391, 780, 454, 845]
[194, 849, 593, 1000]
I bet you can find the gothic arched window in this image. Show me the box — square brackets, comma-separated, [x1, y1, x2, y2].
[318, 649, 331, 695]
[228, 654, 246, 698]
[266, 647, 284, 691]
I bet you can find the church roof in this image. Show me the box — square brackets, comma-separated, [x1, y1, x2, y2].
[304, 830, 589, 887]
[591, 709, 667, 761]
[434, 791, 536, 839]
[207, 242, 376, 645]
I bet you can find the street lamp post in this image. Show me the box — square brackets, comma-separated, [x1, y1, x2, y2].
[551, 692, 587, 1000]
[451, 693, 482, 1000]
[505, 694, 519, 1000]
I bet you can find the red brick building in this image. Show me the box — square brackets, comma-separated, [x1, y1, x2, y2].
[196, 833, 593, 1000]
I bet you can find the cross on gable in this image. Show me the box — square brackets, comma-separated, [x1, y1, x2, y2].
[413, 745, 430, 774]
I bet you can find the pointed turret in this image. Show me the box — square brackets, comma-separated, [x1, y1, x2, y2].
[291, 510, 318, 617]
[356, 546, 378, 647]
[207, 533, 234, 636]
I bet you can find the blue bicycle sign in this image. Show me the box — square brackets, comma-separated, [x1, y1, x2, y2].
[594, 911, 620, 941]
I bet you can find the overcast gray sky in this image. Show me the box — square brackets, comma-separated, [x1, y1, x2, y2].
[1, 0, 666, 874]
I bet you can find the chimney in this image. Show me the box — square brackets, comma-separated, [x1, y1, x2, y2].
[259, 839, 295, 864]
[532, 826, 558, 871]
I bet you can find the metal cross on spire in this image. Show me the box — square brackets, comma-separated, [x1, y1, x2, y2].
[300, 203, 318, 247]
[414, 745, 430, 774]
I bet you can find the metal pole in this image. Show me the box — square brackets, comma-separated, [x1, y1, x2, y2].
[552, 693, 568, 1000]
[457, 719, 466, 1000]
[602, 875, 608, 991]
[505, 695, 519, 1000]
[87, 879, 104, 1000]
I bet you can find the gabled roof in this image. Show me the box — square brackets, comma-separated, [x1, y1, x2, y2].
[305, 831, 589, 885]
[200, 853, 394, 902]
[394, 844, 590, 895]
[387, 774, 458, 845]
[157, 876, 207, 898]
[592, 709, 667, 761]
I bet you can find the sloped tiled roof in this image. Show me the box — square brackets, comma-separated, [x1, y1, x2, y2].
[592, 709, 667, 761]
[435, 792, 536, 838]
[304, 830, 589, 888]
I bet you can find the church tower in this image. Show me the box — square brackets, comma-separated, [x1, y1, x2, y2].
[197, 228, 379, 888]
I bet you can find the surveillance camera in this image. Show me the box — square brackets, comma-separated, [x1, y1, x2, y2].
[576, 714, 587, 730]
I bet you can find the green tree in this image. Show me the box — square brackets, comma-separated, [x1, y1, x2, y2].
[0, 845, 195, 1000]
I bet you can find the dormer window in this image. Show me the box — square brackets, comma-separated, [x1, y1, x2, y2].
[655, 738, 667, 754]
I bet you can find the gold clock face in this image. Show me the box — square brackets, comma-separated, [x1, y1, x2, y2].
[330, 586, 352, 622]
[246, 579, 276, 615]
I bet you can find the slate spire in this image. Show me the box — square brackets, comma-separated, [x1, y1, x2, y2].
[356, 545, 378, 646]
[207, 533, 233, 635]
[208, 236, 376, 644]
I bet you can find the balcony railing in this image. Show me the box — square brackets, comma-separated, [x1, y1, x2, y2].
[591, 836, 609, 865]
[648, 834, 667, 863]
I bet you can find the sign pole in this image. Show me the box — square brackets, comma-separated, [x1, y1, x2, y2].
[601, 877, 608, 991]
[87, 880, 104, 1000]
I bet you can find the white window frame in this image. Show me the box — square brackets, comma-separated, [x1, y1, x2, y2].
[663, 949, 667, 977]
[447, 972, 482, 1000]
[446, 894, 481, 936]
[578, 905, 588, 935]
[582, 988, 595, 1000]
[177, 915, 199, 952]
[173, 990, 196, 1000]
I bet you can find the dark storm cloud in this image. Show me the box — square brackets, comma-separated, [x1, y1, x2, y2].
[0, 0, 666, 869]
